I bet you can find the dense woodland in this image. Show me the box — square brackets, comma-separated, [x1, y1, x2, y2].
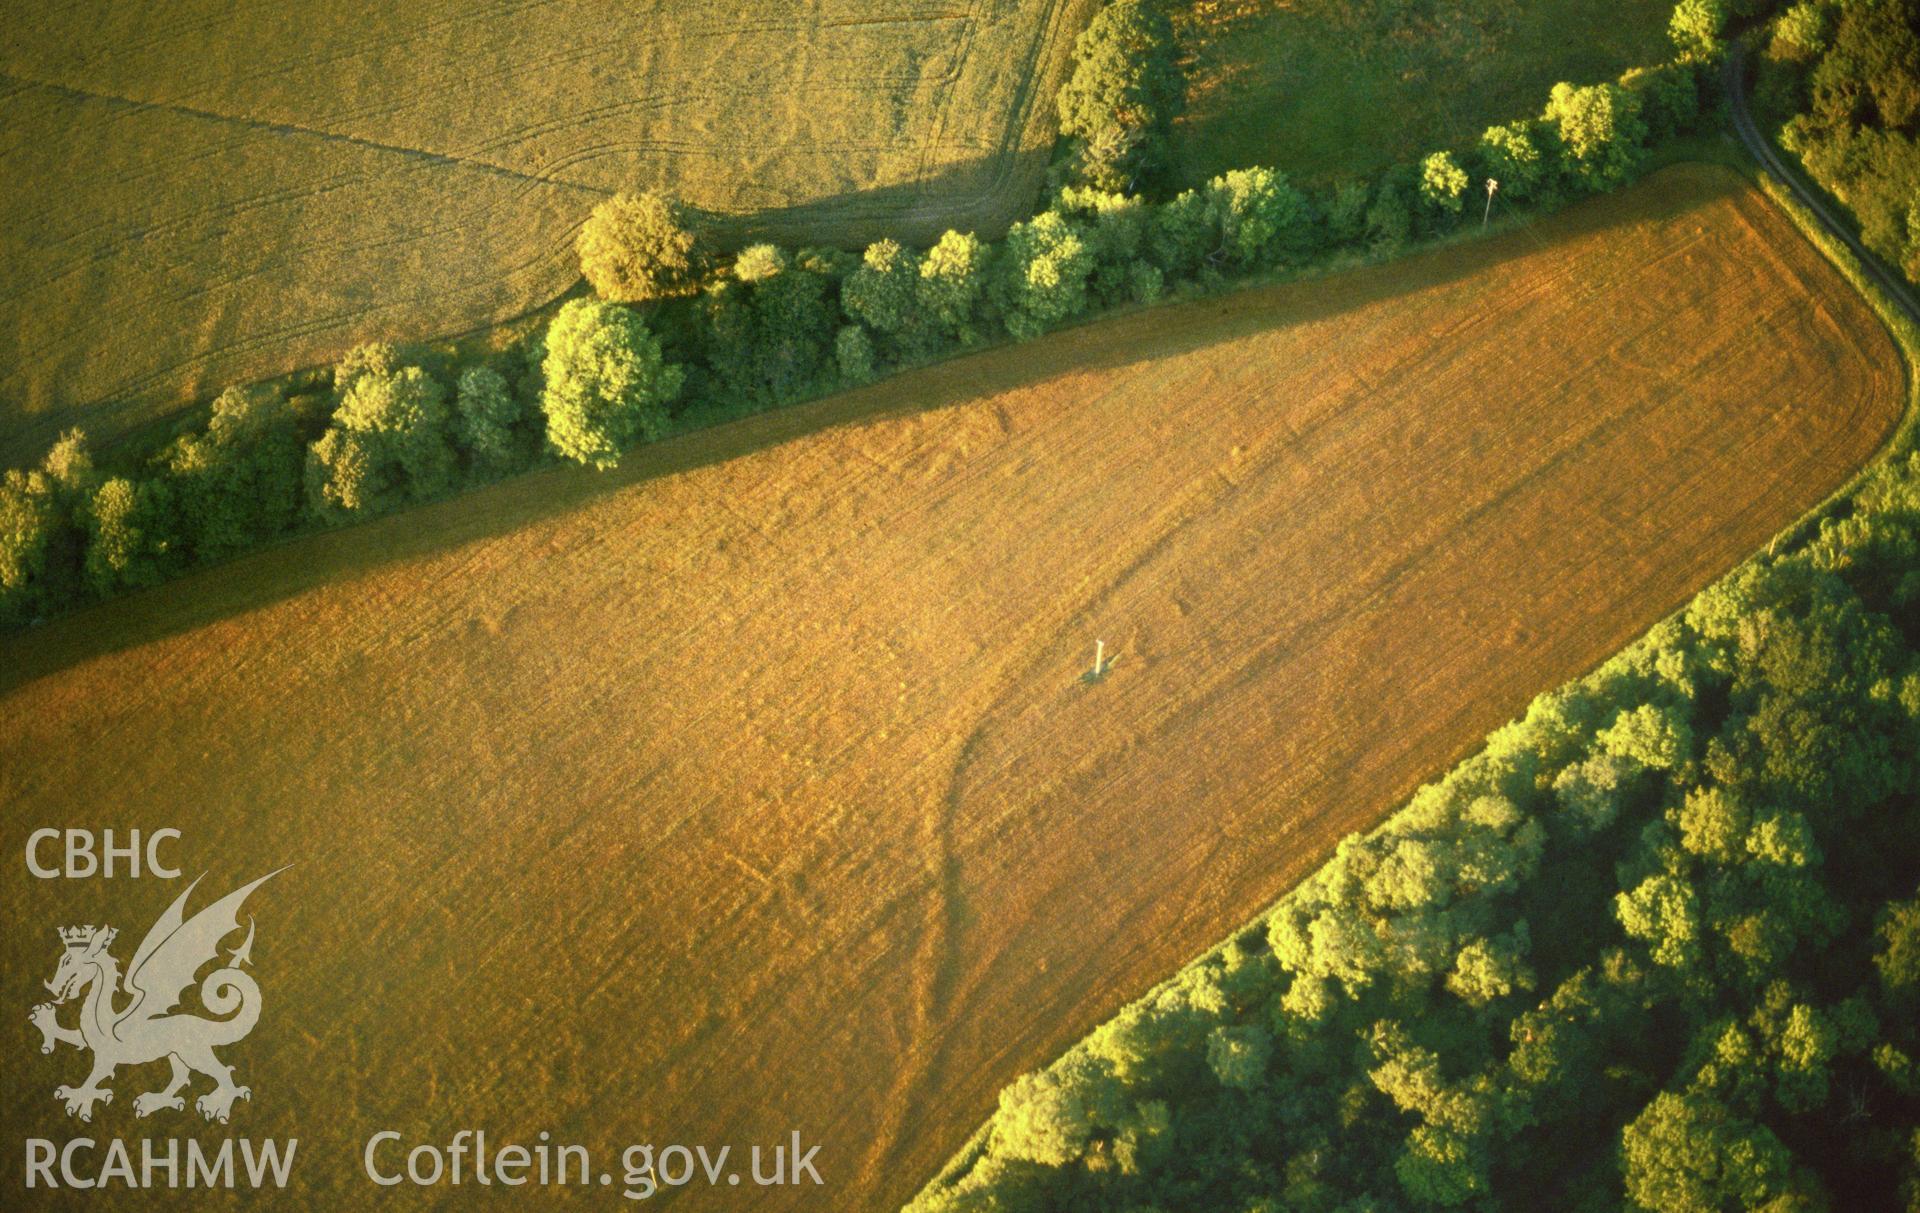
[0, 0, 1714, 631]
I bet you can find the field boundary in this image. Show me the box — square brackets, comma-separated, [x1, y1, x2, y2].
[1724, 43, 1919, 477]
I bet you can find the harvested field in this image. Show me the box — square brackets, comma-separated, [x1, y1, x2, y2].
[0, 0, 1093, 463]
[1172, 0, 1674, 187]
[0, 165, 1904, 1211]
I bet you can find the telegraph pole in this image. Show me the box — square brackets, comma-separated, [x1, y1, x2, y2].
[1483, 178, 1500, 228]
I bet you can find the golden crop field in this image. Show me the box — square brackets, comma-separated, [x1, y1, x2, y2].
[0, 165, 1903, 1211]
[0, 0, 1093, 463]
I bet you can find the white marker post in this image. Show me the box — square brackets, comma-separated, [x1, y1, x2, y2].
[1483, 178, 1500, 229]
[1083, 639, 1114, 685]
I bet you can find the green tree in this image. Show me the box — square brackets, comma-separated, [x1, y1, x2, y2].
[1621, 1092, 1798, 1211]
[704, 244, 837, 401]
[1616, 873, 1703, 968]
[1672, 787, 1749, 863]
[541, 298, 685, 470]
[1204, 167, 1313, 267]
[1812, 0, 1920, 131]
[1447, 930, 1534, 1007]
[1544, 82, 1649, 191]
[0, 468, 60, 622]
[1878, 893, 1920, 995]
[916, 230, 989, 343]
[1365, 182, 1414, 253]
[161, 387, 303, 560]
[1771, 1001, 1836, 1112]
[1553, 750, 1638, 833]
[1419, 151, 1471, 222]
[1056, 0, 1186, 191]
[455, 365, 525, 473]
[1324, 179, 1371, 244]
[1600, 702, 1693, 771]
[1623, 62, 1705, 140]
[333, 341, 396, 395]
[1770, 2, 1832, 63]
[1668, 0, 1729, 61]
[732, 243, 785, 284]
[1397, 1125, 1489, 1208]
[1286, 904, 1391, 994]
[1367, 1021, 1504, 1202]
[993, 1056, 1125, 1166]
[841, 239, 920, 340]
[1479, 122, 1547, 200]
[576, 191, 702, 304]
[308, 363, 456, 515]
[996, 210, 1095, 340]
[1149, 187, 1214, 277]
[834, 324, 877, 384]
[1128, 261, 1165, 304]
[41, 428, 96, 500]
[1057, 185, 1154, 303]
[1364, 837, 1448, 913]
[1206, 1024, 1273, 1091]
[83, 476, 166, 595]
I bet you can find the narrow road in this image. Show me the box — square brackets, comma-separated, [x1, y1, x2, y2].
[1724, 44, 1920, 329]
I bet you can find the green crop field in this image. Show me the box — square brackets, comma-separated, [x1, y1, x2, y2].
[0, 0, 1094, 464]
[1172, 0, 1677, 187]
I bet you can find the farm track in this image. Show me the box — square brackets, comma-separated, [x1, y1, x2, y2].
[1725, 45, 1920, 330]
[0, 165, 1904, 1212]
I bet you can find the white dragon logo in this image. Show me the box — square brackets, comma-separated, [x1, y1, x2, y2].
[28, 870, 282, 1123]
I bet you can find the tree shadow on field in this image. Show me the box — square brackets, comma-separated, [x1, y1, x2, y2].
[0, 164, 1747, 698]
[700, 146, 1055, 252]
[0, 143, 1061, 471]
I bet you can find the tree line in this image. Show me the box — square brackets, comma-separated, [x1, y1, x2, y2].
[0, 3, 1719, 630]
